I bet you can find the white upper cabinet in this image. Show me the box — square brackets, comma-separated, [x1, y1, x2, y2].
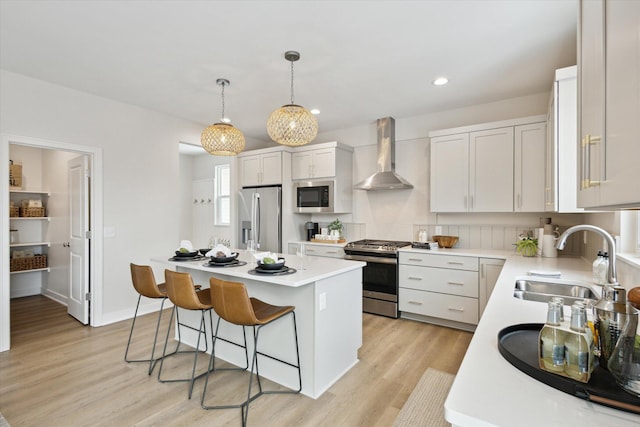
[239, 151, 282, 187]
[430, 133, 469, 212]
[578, 0, 640, 209]
[292, 147, 336, 180]
[546, 65, 584, 213]
[430, 116, 545, 213]
[469, 127, 514, 212]
[291, 143, 352, 181]
[514, 122, 546, 212]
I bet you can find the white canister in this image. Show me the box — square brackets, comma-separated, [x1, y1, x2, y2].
[418, 230, 428, 243]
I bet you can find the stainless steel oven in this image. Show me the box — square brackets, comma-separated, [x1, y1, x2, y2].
[344, 239, 411, 318]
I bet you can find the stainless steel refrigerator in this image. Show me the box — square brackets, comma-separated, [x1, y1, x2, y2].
[238, 186, 282, 253]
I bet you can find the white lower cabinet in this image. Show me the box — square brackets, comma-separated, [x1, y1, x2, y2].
[399, 252, 484, 330]
[478, 258, 505, 318]
[287, 242, 345, 259]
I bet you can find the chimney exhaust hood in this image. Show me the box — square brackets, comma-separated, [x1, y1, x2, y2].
[353, 117, 414, 190]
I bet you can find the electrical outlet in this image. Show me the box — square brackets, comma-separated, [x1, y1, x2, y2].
[435, 226, 443, 235]
[319, 292, 327, 311]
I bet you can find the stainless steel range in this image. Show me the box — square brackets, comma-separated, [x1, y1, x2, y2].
[344, 239, 411, 318]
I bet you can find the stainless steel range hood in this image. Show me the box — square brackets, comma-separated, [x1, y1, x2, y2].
[354, 117, 414, 190]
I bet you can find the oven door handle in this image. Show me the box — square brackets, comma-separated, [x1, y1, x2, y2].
[344, 254, 397, 265]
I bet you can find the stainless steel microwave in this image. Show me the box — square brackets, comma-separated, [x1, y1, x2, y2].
[294, 180, 335, 213]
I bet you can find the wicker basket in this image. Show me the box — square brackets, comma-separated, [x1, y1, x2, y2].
[10, 255, 47, 272]
[20, 207, 45, 217]
[9, 206, 19, 217]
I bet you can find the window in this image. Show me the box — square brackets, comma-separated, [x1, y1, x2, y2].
[214, 164, 230, 226]
[637, 211, 640, 252]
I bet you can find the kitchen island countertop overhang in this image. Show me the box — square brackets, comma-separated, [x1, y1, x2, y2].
[151, 252, 365, 399]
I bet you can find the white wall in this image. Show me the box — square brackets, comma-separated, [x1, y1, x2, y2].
[1, 69, 205, 327]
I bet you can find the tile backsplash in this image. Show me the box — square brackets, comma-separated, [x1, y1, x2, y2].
[413, 223, 581, 256]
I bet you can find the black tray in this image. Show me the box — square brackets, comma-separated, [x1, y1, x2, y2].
[203, 260, 247, 268]
[498, 323, 640, 414]
[248, 267, 297, 276]
[168, 255, 206, 262]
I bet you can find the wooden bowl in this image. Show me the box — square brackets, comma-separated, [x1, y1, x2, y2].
[432, 235, 459, 248]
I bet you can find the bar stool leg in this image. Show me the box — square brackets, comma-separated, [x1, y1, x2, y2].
[125, 295, 176, 375]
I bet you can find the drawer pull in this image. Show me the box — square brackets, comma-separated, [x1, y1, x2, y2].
[408, 301, 423, 305]
[306, 249, 316, 252]
[448, 307, 465, 312]
[447, 281, 465, 286]
[447, 261, 464, 265]
[408, 276, 423, 281]
[408, 258, 423, 262]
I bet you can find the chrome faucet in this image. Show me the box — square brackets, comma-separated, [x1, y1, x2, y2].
[555, 224, 617, 285]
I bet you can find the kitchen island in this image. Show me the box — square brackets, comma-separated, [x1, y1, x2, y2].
[440, 251, 640, 426]
[151, 252, 365, 399]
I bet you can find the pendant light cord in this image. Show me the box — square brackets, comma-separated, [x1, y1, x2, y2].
[220, 82, 226, 122]
[290, 60, 295, 105]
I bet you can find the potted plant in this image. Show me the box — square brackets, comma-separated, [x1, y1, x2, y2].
[328, 218, 343, 239]
[514, 231, 538, 257]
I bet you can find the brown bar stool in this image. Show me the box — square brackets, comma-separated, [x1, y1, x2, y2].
[125, 263, 177, 375]
[201, 277, 301, 426]
[157, 269, 214, 399]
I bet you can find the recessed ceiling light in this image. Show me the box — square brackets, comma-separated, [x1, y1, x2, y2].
[310, 109, 320, 115]
[432, 77, 449, 86]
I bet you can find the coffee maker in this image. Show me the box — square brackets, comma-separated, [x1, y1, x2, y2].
[305, 221, 319, 241]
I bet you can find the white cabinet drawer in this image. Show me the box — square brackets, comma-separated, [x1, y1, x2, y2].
[399, 288, 478, 324]
[399, 252, 478, 271]
[399, 265, 478, 298]
[300, 243, 345, 259]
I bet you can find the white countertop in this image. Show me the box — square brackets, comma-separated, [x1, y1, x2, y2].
[289, 240, 347, 248]
[151, 250, 363, 288]
[438, 251, 640, 426]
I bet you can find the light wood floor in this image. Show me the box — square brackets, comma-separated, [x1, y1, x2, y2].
[0, 295, 472, 427]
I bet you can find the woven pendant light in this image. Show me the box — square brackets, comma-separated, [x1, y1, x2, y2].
[267, 51, 318, 146]
[201, 79, 245, 156]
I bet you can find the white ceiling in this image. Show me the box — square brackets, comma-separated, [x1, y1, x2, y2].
[0, 0, 577, 147]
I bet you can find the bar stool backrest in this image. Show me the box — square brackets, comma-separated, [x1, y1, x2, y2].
[130, 263, 165, 299]
[209, 277, 259, 326]
[164, 270, 209, 310]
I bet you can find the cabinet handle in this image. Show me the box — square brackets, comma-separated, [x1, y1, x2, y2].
[194, 199, 198, 204]
[447, 261, 464, 265]
[582, 135, 602, 188]
[517, 194, 521, 209]
[408, 276, 423, 281]
[326, 251, 337, 254]
[470, 195, 474, 209]
[448, 307, 465, 312]
[464, 195, 468, 209]
[306, 249, 316, 253]
[408, 301, 423, 305]
[408, 258, 423, 262]
[447, 281, 465, 286]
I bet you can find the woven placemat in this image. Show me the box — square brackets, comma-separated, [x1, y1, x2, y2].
[393, 368, 455, 427]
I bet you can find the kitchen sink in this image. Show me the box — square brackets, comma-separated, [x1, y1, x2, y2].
[513, 278, 598, 305]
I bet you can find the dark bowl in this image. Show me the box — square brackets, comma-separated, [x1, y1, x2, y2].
[209, 252, 239, 263]
[257, 258, 286, 270]
[175, 250, 198, 258]
[199, 248, 210, 256]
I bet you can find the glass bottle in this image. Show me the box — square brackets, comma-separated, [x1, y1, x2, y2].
[598, 252, 609, 286]
[607, 304, 640, 397]
[592, 251, 603, 284]
[564, 304, 594, 382]
[539, 301, 566, 373]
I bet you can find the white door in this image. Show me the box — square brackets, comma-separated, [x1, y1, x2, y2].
[68, 156, 89, 324]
